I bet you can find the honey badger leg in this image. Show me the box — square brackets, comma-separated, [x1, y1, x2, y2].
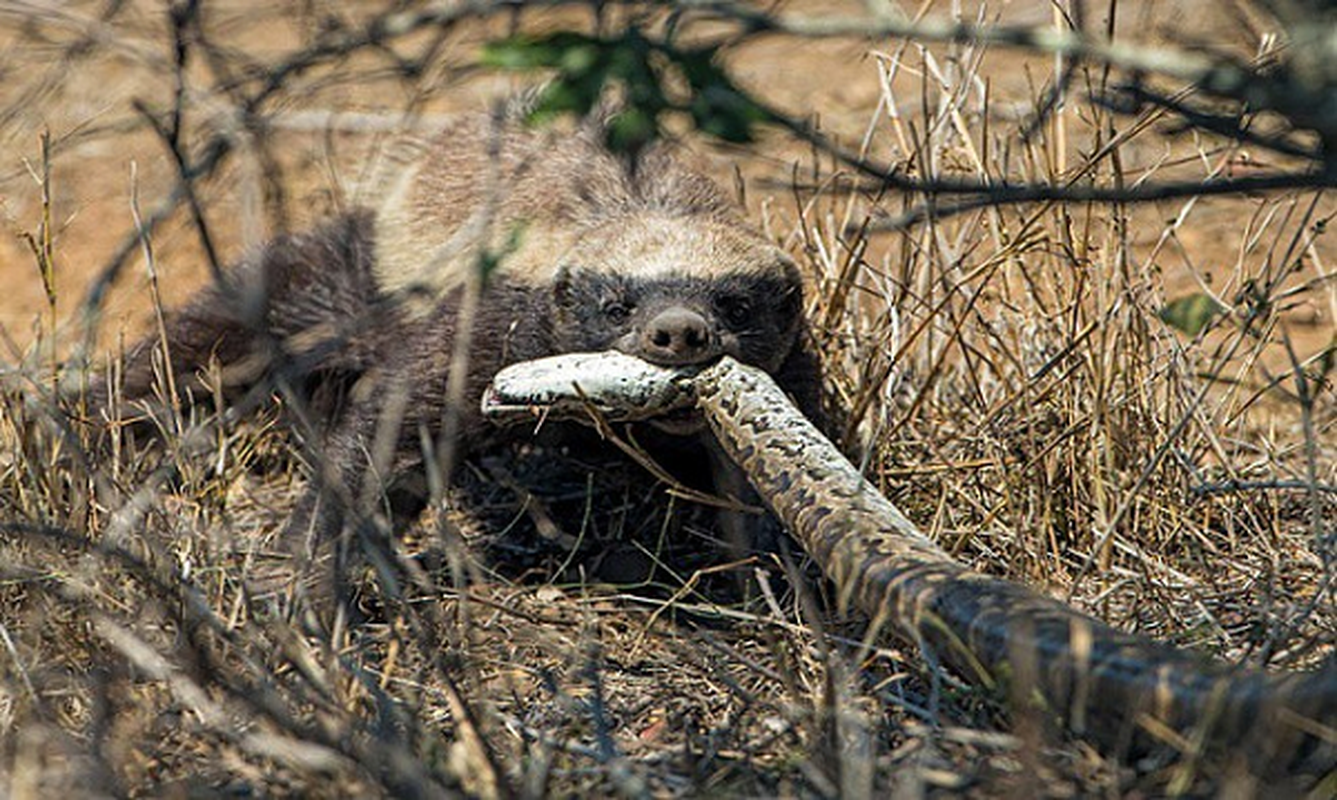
[267, 393, 412, 613]
[705, 439, 785, 557]
[269, 285, 555, 612]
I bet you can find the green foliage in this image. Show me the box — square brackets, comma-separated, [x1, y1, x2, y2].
[1159, 292, 1228, 336]
[677, 48, 768, 143]
[482, 29, 769, 154]
[477, 221, 530, 283]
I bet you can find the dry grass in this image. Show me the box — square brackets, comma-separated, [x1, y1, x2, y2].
[1, 1, 1334, 797]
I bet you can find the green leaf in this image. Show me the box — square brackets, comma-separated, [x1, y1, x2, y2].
[677, 47, 768, 143]
[605, 107, 658, 154]
[480, 36, 556, 70]
[482, 27, 771, 150]
[481, 32, 600, 70]
[678, 47, 729, 92]
[691, 87, 766, 143]
[529, 75, 604, 121]
[1159, 292, 1227, 336]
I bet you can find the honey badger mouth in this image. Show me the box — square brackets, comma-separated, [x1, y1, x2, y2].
[618, 304, 722, 435]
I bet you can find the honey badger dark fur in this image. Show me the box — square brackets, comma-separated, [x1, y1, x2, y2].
[113, 109, 823, 572]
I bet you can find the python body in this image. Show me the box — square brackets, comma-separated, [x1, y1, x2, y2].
[484, 351, 1337, 779]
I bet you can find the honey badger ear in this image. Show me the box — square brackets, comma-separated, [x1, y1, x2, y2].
[776, 258, 805, 316]
[779, 280, 803, 315]
[775, 323, 824, 427]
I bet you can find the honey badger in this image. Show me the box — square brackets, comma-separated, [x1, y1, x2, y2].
[113, 109, 822, 566]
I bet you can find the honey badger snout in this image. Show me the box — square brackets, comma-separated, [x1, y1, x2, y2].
[640, 306, 716, 365]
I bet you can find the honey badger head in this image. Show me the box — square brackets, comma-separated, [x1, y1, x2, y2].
[371, 114, 807, 377]
[549, 212, 804, 373]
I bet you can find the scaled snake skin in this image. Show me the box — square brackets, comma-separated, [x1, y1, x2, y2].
[483, 352, 1337, 777]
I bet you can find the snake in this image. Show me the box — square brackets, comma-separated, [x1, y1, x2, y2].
[483, 351, 1337, 777]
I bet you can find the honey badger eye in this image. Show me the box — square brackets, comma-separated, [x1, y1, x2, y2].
[602, 300, 633, 323]
[716, 295, 752, 327]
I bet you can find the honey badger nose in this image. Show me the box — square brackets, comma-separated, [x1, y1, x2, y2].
[641, 307, 713, 365]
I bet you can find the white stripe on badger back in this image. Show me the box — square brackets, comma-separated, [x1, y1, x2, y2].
[369, 112, 778, 312]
